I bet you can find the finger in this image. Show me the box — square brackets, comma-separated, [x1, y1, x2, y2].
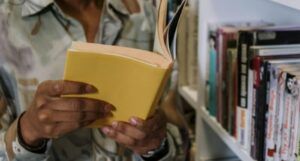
[129, 117, 145, 129]
[101, 127, 137, 147]
[47, 97, 115, 113]
[111, 121, 146, 140]
[37, 80, 97, 96]
[38, 109, 112, 123]
[49, 121, 94, 138]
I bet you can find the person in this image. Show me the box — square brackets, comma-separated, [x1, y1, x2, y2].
[0, 0, 179, 160]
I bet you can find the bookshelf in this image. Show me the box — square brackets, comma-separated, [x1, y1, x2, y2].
[198, 107, 253, 161]
[178, 86, 198, 110]
[178, 0, 300, 160]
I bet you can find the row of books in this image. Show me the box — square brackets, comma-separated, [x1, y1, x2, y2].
[206, 23, 300, 161]
[176, 4, 199, 90]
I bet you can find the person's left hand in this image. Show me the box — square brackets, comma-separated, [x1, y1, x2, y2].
[101, 109, 167, 155]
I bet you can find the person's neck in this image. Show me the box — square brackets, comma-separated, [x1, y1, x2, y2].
[55, 0, 104, 42]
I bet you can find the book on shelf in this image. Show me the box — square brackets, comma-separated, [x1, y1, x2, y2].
[177, 6, 189, 86]
[206, 22, 300, 161]
[63, 0, 187, 128]
[252, 59, 300, 161]
[249, 46, 300, 161]
[207, 33, 217, 117]
[208, 21, 273, 150]
[238, 28, 300, 156]
[226, 41, 238, 137]
[186, 3, 198, 90]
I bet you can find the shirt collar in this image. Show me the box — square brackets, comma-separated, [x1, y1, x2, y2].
[21, 0, 130, 17]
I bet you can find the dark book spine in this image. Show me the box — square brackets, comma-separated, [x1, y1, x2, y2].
[250, 56, 269, 161]
[226, 40, 238, 136]
[255, 30, 300, 45]
[255, 61, 269, 161]
[250, 56, 262, 159]
[237, 31, 253, 148]
[237, 31, 252, 109]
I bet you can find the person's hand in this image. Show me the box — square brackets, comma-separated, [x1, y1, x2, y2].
[101, 109, 167, 155]
[20, 80, 113, 147]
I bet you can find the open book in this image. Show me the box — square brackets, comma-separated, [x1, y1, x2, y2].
[63, 0, 187, 128]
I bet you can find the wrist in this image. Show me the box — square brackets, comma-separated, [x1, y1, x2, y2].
[19, 112, 44, 147]
[142, 137, 169, 160]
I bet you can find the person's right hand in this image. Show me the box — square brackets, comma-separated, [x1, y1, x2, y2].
[20, 80, 113, 147]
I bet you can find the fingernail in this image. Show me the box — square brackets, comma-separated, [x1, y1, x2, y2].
[85, 85, 97, 93]
[112, 121, 118, 128]
[130, 117, 138, 126]
[105, 104, 116, 112]
[101, 127, 110, 134]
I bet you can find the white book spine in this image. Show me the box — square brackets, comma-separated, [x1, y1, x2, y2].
[280, 89, 292, 160]
[265, 66, 279, 161]
[274, 71, 287, 161]
[246, 69, 253, 152]
[288, 79, 300, 161]
[296, 89, 300, 161]
[280, 73, 295, 160]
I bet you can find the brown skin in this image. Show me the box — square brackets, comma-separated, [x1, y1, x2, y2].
[20, 0, 166, 155]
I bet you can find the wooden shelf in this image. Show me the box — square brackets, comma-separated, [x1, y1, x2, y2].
[198, 107, 254, 161]
[178, 86, 198, 110]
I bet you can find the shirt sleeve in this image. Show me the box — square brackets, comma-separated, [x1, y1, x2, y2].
[0, 67, 50, 161]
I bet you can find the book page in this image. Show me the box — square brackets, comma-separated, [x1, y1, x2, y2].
[153, 0, 187, 61]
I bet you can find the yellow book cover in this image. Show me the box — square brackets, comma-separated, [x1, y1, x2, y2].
[63, 0, 187, 128]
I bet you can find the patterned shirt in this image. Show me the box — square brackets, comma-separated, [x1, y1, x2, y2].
[0, 0, 177, 160]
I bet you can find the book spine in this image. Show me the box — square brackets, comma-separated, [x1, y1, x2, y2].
[296, 84, 300, 161]
[255, 30, 300, 45]
[265, 65, 279, 161]
[226, 47, 238, 136]
[279, 73, 294, 160]
[250, 56, 261, 159]
[254, 59, 268, 161]
[295, 80, 300, 161]
[274, 71, 287, 161]
[186, 9, 198, 89]
[288, 77, 300, 161]
[177, 7, 189, 86]
[208, 35, 217, 117]
[216, 30, 223, 124]
[237, 31, 253, 148]
[246, 68, 254, 153]
[237, 32, 250, 109]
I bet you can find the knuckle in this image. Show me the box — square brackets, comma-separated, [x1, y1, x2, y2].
[54, 80, 64, 94]
[38, 80, 51, 90]
[38, 111, 50, 122]
[44, 125, 54, 135]
[115, 122, 123, 131]
[70, 99, 82, 111]
[35, 96, 47, 108]
[109, 130, 117, 138]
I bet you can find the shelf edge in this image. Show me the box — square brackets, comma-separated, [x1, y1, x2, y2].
[178, 86, 198, 110]
[198, 107, 254, 161]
